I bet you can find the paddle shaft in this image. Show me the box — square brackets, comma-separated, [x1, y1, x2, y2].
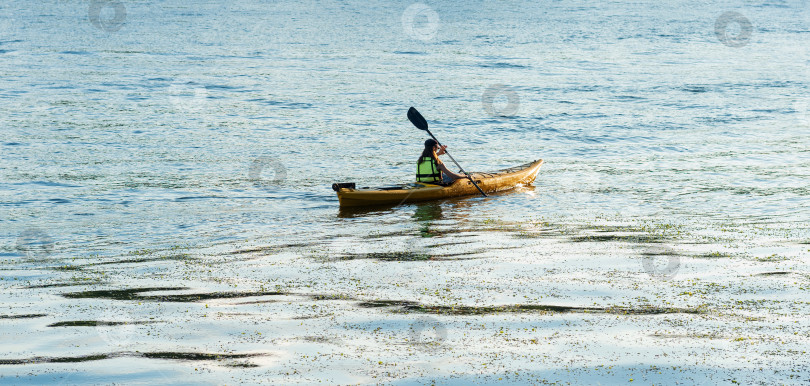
[425, 129, 487, 197]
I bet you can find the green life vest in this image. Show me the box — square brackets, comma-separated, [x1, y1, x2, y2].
[416, 156, 441, 183]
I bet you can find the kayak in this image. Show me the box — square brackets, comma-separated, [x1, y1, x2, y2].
[333, 159, 543, 207]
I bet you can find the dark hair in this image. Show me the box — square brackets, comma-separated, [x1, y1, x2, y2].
[418, 139, 440, 164]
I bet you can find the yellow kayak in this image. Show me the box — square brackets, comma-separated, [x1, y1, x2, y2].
[333, 159, 543, 207]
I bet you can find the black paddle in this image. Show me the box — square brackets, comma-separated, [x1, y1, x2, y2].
[407, 107, 487, 197]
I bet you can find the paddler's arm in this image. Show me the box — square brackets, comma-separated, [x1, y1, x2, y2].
[436, 146, 480, 180]
[436, 161, 466, 180]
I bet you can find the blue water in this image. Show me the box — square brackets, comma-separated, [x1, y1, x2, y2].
[2, 0, 806, 258]
[1, 0, 809, 384]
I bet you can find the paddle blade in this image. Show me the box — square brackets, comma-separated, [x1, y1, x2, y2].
[407, 107, 428, 131]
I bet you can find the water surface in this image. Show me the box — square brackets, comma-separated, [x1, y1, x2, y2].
[1, 0, 809, 384]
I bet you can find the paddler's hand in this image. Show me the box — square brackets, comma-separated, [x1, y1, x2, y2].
[436, 145, 447, 155]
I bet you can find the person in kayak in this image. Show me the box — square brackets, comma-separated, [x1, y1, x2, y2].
[417, 139, 467, 185]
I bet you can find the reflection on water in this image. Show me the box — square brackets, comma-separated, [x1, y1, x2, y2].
[413, 202, 442, 237]
[413, 202, 443, 223]
[336, 205, 399, 219]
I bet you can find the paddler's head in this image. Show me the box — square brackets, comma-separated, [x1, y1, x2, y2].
[419, 138, 441, 163]
[424, 138, 438, 151]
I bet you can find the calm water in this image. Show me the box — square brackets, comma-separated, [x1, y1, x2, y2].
[1, 0, 809, 384]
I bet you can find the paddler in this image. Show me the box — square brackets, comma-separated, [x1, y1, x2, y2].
[416, 139, 467, 185]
